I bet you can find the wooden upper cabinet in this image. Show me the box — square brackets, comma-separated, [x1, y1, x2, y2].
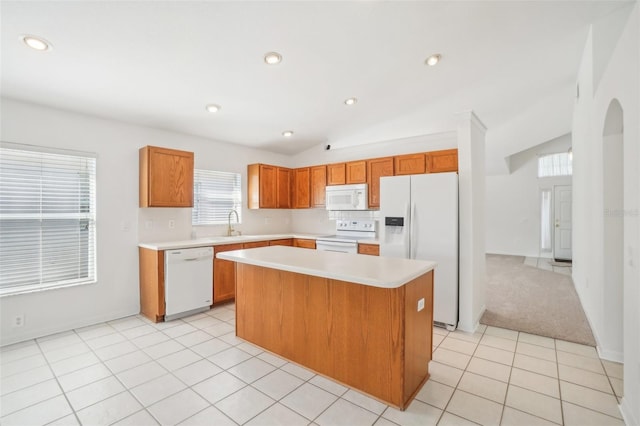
[346, 160, 367, 184]
[367, 157, 394, 208]
[276, 167, 292, 209]
[248, 164, 277, 209]
[310, 165, 327, 207]
[327, 163, 346, 185]
[140, 146, 194, 207]
[293, 168, 311, 209]
[394, 153, 426, 175]
[248, 164, 292, 209]
[426, 149, 458, 173]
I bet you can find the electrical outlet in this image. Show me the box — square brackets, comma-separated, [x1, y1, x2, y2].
[145, 220, 153, 230]
[12, 314, 25, 327]
[168, 220, 175, 229]
[417, 298, 425, 312]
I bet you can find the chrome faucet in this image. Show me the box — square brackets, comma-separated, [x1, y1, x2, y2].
[227, 209, 240, 236]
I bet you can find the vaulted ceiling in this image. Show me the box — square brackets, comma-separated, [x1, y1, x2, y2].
[1, 1, 632, 172]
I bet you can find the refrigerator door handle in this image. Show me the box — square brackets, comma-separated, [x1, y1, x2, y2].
[410, 202, 417, 259]
[404, 203, 411, 258]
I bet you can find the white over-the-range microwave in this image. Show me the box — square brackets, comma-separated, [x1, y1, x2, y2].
[325, 183, 369, 211]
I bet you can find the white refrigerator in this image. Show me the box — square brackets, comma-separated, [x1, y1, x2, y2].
[379, 172, 458, 330]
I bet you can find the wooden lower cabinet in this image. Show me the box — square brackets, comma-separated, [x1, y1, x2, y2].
[139, 248, 165, 322]
[293, 238, 316, 249]
[243, 240, 269, 249]
[358, 243, 379, 256]
[213, 243, 243, 303]
[235, 264, 433, 409]
[269, 238, 294, 246]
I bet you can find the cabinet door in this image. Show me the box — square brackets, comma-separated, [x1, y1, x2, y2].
[259, 165, 278, 208]
[213, 243, 243, 303]
[367, 157, 394, 208]
[426, 149, 458, 173]
[346, 160, 367, 184]
[358, 243, 380, 256]
[277, 168, 292, 208]
[269, 238, 293, 246]
[243, 241, 269, 249]
[140, 146, 194, 207]
[310, 166, 327, 207]
[293, 238, 316, 249]
[394, 154, 426, 175]
[293, 168, 311, 209]
[327, 163, 346, 185]
[138, 248, 165, 322]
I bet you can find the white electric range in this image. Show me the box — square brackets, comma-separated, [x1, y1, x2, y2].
[315, 220, 377, 253]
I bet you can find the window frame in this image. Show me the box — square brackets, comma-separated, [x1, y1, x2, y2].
[0, 142, 97, 297]
[192, 169, 242, 226]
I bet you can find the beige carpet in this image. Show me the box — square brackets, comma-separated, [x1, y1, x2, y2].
[480, 254, 596, 346]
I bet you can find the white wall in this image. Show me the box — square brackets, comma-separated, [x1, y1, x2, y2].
[0, 98, 292, 345]
[571, 3, 639, 424]
[486, 134, 571, 257]
[457, 111, 487, 332]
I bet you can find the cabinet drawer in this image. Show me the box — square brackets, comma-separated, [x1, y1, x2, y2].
[358, 243, 380, 256]
[294, 238, 316, 249]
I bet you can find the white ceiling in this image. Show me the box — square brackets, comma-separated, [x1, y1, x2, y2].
[0, 1, 631, 159]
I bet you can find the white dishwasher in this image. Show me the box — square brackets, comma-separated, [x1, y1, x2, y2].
[164, 246, 213, 321]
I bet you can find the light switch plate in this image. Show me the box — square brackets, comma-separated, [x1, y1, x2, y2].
[417, 298, 425, 312]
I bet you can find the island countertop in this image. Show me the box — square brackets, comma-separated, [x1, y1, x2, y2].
[216, 245, 436, 289]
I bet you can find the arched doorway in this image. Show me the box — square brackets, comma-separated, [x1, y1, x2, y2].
[602, 98, 624, 358]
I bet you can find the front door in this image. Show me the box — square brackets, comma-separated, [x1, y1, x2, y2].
[554, 185, 572, 260]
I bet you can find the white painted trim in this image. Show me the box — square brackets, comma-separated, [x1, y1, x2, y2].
[0, 308, 138, 347]
[597, 346, 624, 363]
[458, 304, 486, 333]
[620, 397, 637, 426]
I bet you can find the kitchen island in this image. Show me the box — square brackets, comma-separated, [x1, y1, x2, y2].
[217, 245, 436, 410]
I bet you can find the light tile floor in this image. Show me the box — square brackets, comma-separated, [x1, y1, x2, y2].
[0, 303, 625, 426]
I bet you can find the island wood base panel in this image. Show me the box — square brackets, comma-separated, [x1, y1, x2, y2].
[235, 264, 433, 410]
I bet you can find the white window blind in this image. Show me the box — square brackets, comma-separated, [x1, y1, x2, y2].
[0, 142, 97, 296]
[192, 169, 242, 225]
[538, 152, 573, 177]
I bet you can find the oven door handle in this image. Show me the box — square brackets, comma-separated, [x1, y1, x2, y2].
[316, 240, 358, 253]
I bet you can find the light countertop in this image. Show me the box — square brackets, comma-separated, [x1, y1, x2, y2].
[217, 245, 436, 288]
[139, 234, 379, 250]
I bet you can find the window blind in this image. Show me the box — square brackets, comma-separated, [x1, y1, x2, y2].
[0, 142, 97, 296]
[538, 152, 572, 177]
[192, 169, 242, 225]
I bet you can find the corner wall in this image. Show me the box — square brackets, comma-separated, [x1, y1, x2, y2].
[0, 98, 292, 346]
[571, 4, 639, 424]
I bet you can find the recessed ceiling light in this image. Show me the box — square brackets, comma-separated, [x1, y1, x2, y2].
[425, 54, 442, 66]
[344, 97, 358, 106]
[264, 52, 282, 65]
[282, 130, 293, 137]
[21, 35, 51, 51]
[205, 104, 221, 113]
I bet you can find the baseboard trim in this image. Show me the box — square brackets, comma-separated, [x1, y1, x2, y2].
[597, 346, 624, 363]
[620, 397, 637, 426]
[458, 304, 486, 333]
